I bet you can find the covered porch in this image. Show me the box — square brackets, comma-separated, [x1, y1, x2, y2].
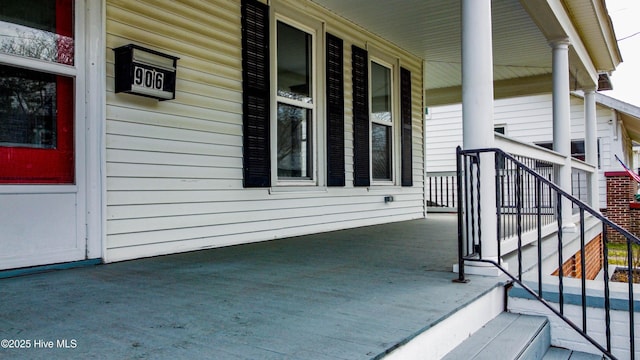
[0, 214, 503, 359]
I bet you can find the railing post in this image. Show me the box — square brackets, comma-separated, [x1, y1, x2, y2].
[454, 146, 469, 283]
[627, 236, 635, 359]
[537, 178, 543, 297]
[495, 152, 502, 265]
[603, 224, 612, 355]
[584, 88, 600, 210]
[556, 191, 564, 315]
[580, 209, 587, 332]
[516, 165, 523, 281]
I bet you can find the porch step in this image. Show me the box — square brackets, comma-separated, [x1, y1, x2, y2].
[542, 347, 604, 360]
[441, 312, 549, 360]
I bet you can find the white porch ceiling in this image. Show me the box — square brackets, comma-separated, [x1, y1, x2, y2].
[310, 0, 621, 106]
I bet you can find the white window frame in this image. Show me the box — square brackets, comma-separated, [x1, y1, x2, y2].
[368, 50, 399, 186]
[269, 4, 325, 187]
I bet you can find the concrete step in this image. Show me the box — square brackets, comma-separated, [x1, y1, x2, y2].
[441, 312, 550, 360]
[542, 347, 604, 360]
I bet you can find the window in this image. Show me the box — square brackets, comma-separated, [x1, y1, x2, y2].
[535, 139, 600, 168]
[276, 21, 314, 180]
[494, 125, 506, 135]
[0, 0, 75, 184]
[535, 140, 589, 161]
[370, 61, 393, 181]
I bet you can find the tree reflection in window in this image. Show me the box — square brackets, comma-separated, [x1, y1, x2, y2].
[0, 65, 57, 149]
[0, 0, 74, 65]
[277, 103, 311, 178]
[372, 123, 391, 179]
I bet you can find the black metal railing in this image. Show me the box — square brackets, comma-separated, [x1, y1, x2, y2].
[455, 146, 639, 360]
[572, 167, 590, 212]
[496, 153, 556, 242]
[426, 172, 457, 209]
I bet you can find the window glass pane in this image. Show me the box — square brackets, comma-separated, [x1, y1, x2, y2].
[277, 103, 311, 178]
[0, 65, 59, 148]
[0, 0, 74, 65]
[371, 62, 391, 123]
[571, 140, 585, 160]
[536, 141, 586, 160]
[277, 22, 311, 102]
[372, 123, 391, 180]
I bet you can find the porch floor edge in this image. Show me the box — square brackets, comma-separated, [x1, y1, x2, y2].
[378, 280, 507, 360]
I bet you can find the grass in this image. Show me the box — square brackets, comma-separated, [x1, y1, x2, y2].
[608, 243, 640, 267]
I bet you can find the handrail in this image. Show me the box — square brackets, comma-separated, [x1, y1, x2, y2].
[456, 146, 639, 360]
[494, 134, 596, 174]
[461, 147, 637, 241]
[571, 157, 597, 173]
[495, 134, 565, 165]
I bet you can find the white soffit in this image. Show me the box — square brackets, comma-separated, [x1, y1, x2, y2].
[311, 0, 552, 91]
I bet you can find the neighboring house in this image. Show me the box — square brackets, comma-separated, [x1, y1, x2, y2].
[426, 92, 640, 210]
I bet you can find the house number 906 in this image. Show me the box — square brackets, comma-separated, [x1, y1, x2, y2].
[133, 66, 164, 90]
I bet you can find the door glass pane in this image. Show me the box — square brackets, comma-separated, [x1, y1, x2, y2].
[0, 0, 74, 65]
[0, 64, 74, 184]
[371, 62, 391, 123]
[372, 123, 391, 180]
[277, 103, 311, 178]
[277, 21, 312, 103]
[0, 65, 58, 148]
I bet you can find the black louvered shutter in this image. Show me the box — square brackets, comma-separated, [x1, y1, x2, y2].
[400, 67, 413, 187]
[242, 0, 271, 187]
[326, 33, 345, 187]
[352, 45, 370, 187]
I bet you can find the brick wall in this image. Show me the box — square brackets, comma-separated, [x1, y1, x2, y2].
[630, 203, 640, 238]
[552, 234, 603, 280]
[604, 171, 639, 244]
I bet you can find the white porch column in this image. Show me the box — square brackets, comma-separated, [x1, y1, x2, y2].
[551, 39, 575, 231]
[460, 0, 501, 274]
[584, 88, 600, 211]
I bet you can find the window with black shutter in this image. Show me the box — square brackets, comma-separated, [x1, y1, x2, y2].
[352, 46, 413, 188]
[243, 0, 326, 187]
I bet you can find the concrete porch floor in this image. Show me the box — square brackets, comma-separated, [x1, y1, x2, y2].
[0, 213, 503, 359]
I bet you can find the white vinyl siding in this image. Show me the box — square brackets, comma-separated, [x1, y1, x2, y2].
[105, 0, 424, 262]
[426, 93, 624, 208]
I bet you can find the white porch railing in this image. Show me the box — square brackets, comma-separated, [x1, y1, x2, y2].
[426, 134, 597, 216]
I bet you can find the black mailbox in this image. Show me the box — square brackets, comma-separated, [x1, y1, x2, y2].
[113, 44, 179, 101]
